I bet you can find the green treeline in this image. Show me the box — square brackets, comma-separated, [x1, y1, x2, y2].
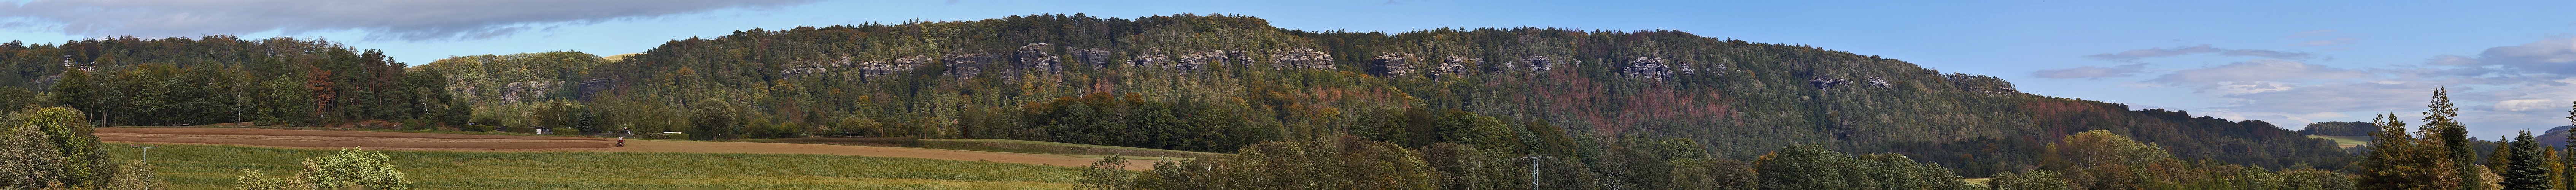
[0, 37, 465, 127]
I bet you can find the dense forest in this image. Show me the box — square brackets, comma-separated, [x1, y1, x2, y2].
[0, 13, 2442, 189]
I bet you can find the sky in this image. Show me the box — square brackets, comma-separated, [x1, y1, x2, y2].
[3, 0, 2573, 138]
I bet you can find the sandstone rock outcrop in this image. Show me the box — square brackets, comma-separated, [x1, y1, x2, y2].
[1865, 77, 1891, 89]
[943, 53, 1000, 78]
[1622, 57, 1676, 79]
[1014, 43, 1064, 75]
[500, 80, 563, 103]
[1270, 49, 1334, 70]
[1434, 55, 1472, 78]
[1175, 51, 1228, 73]
[859, 55, 930, 78]
[1810, 76, 1854, 89]
[1369, 53, 1417, 76]
[1523, 56, 1554, 72]
[1072, 48, 1114, 68]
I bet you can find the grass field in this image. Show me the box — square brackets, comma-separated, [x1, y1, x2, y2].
[107, 144, 1086, 189]
[2306, 135, 2372, 147]
[918, 139, 1224, 159]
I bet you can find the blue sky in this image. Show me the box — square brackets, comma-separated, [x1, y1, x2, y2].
[5, 0, 2573, 138]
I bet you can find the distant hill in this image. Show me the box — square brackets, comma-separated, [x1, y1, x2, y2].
[2536, 125, 2576, 147]
[2298, 122, 2376, 136]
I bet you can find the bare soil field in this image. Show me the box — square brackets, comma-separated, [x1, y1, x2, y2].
[96, 128, 1151, 169]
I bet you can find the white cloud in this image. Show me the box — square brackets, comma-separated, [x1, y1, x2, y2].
[2216, 81, 2437, 114]
[2492, 99, 2563, 112]
[2149, 59, 2371, 85]
[2220, 49, 2317, 59]
[0, 0, 822, 41]
[2426, 36, 2576, 76]
[2207, 81, 2295, 95]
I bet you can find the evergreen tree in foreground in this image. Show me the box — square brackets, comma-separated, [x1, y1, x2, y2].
[2425, 87, 2482, 189]
[2504, 130, 2551, 190]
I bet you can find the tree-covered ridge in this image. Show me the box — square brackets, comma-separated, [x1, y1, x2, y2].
[0, 13, 2350, 180]
[531, 13, 2345, 175]
[0, 36, 465, 127]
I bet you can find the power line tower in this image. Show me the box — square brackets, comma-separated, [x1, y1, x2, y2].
[1519, 155, 1557, 190]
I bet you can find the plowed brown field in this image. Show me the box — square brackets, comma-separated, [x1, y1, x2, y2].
[96, 128, 1151, 169]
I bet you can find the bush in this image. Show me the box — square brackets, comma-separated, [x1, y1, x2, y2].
[233, 169, 309, 190]
[300, 148, 411, 189]
[455, 125, 493, 132]
[550, 127, 579, 135]
[235, 148, 412, 190]
[666, 133, 691, 141]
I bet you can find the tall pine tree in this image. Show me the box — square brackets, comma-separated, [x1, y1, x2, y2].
[2426, 87, 2482, 189]
[2506, 130, 2551, 190]
[2361, 113, 2460, 189]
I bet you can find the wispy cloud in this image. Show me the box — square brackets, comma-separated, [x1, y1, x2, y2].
[0, 0, 822, 41]
[2148, 59, 2369, 86]
[2166, 37, 2576, 130]
[2425, 36, 2576, 76]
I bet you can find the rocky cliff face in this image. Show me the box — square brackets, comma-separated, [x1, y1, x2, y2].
[859, 56, 930, 79]
[1622, 57, 1676, 79]
[1014, 43, 1065, 76]
[778, 55, 855, 77]
[1434, 55, 1473, 79]
[1127, 53, 1171, 70]
[1073, 48, 1114, 68]
[1369, 53, 1417, 76]
[1810, 75, 1854, 89]
[499, 80, 563, 103]
[943, 53, 1001, 78]
[1270, 49, 1334, 70]
[1175, 51, 1229, 73]
[1523, 56, 1555, 72]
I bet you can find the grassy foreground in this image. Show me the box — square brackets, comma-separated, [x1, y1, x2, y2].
[106, 144, 1084, 189]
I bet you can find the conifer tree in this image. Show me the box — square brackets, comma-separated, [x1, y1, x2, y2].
[2506, 130, 2552, 190]
[2566, 101, 2576, 189]
[2361, 113, 2458, 189]
[2426, 87, 2482, 189]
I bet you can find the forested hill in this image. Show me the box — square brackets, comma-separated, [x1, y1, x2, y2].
[0, 13, 2348, 177]
[486, 13, 2345, 174]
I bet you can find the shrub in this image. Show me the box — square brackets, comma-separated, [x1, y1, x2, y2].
[299, 148, 411, 189]
[231, 148, 413, 190]
[109, 160, 169, 189]
[233, 169, 309, 190]
[666, 133, 691, 141]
